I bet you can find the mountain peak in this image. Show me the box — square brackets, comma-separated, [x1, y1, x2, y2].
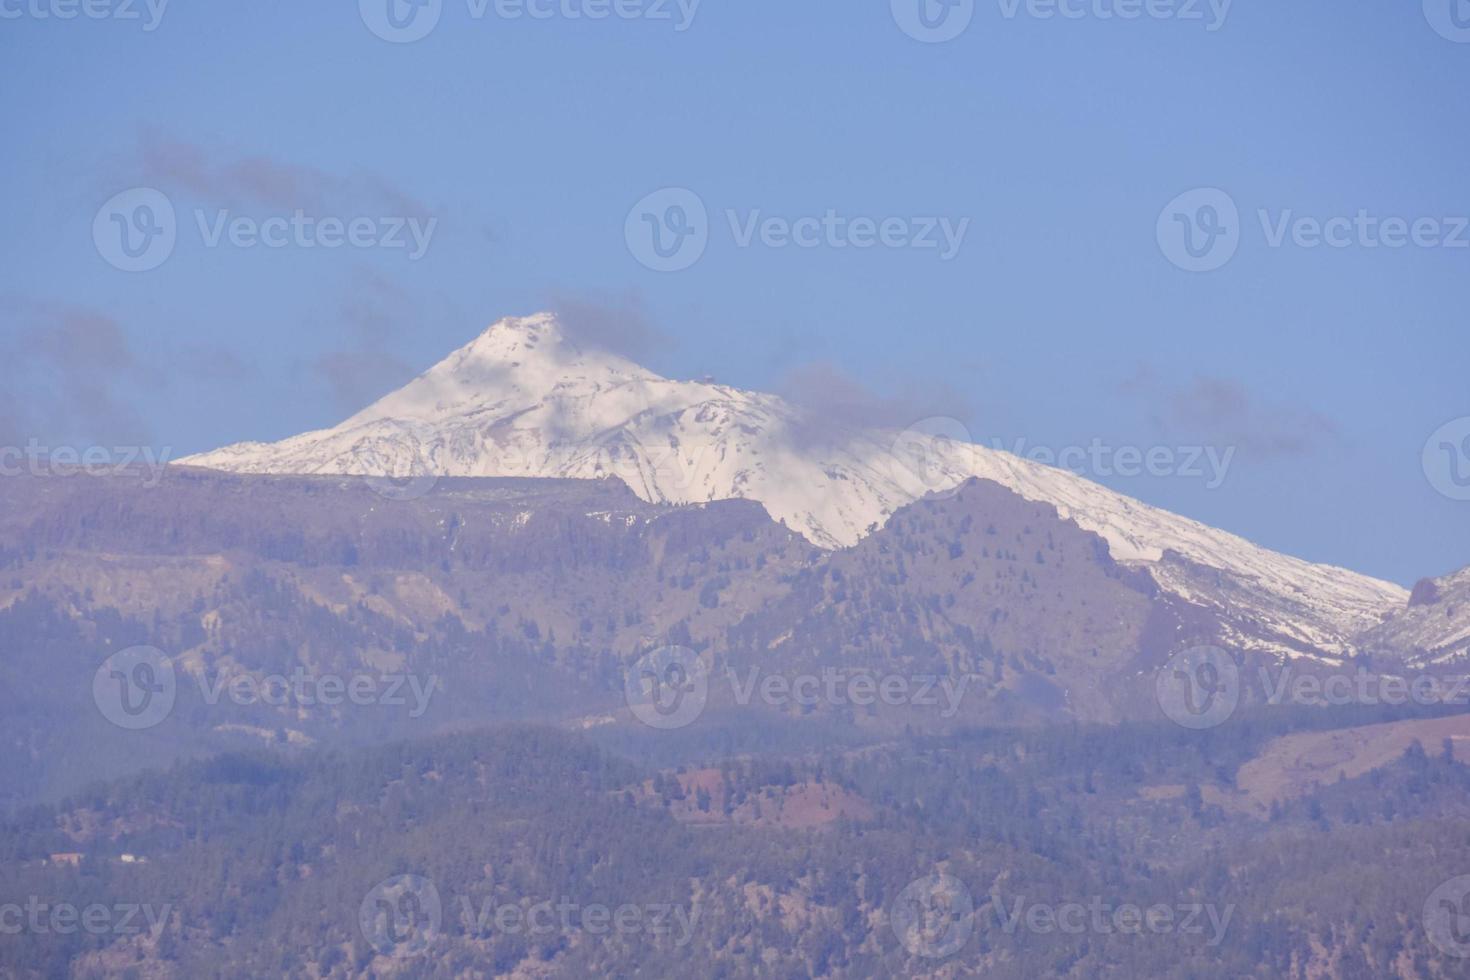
[457, 312, 657, 380]
[463, 312, 566, 359]
[179, 312, 1410, 659]
[342, 313, 659, 428]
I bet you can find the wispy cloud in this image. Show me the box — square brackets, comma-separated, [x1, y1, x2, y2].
[1122, 367, 1338, 457]
[171, 345, 255, 383]
[121, 129, 433, 217]
[546, 289, 672, 362]
[310, 268, 417, 413]
[776, 360, 973, 446]
[0, 298, 154, 445]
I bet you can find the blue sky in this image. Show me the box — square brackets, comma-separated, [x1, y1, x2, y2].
[1, 0, 1466, 585]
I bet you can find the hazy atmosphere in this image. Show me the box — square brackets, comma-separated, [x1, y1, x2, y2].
[3, 2, 1467, 582]
[3, 3, 1470, 979]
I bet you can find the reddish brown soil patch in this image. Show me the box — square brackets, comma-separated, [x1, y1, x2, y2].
[639, 768, 874, 829]
[1233, 714, 1470, 814]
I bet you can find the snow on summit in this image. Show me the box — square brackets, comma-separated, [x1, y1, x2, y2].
[180, 313, 1408, 658]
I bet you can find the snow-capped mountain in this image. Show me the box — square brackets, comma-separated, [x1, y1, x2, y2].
[179, 313, 1408, 658]
[1357, 567, 1470, 666]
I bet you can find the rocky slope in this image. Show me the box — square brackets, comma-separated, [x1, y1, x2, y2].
[1358, 566, 1470, 666]
[181, 313, 1407, 659]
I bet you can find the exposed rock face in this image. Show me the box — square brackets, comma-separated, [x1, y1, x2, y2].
[0, 466, 1462, 810]
[1359, 567, 1470, 666]
[1409, 578, 1443, 608]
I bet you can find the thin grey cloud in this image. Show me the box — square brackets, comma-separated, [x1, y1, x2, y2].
[1124, 367, 1338, 458]
[123, 129, 433, 217]
[546, 290, 672, 363]
[309, 268, 417, 413]
[0, 299, 153, 445]
[171, 345, 255, 383]
[776, 360, 973, 448]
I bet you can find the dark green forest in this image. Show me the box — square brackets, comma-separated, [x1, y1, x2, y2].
[5, 702, 1470, 978]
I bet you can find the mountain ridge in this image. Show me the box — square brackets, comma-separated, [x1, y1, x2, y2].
[179, 313, 1408, 660]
